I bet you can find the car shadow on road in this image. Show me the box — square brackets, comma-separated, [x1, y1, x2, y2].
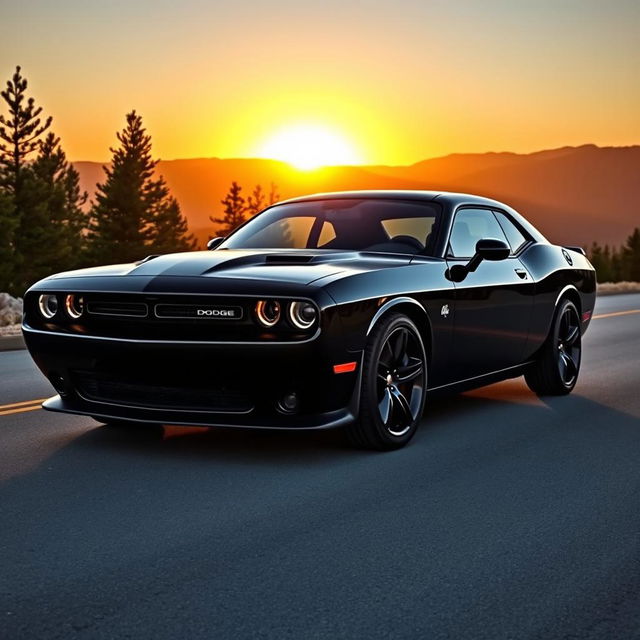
[55, 377, 637, 465]
[2, 378, 639, 486]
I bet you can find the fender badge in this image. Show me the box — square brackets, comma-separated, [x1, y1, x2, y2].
[441, 304, 450, 318]
[562, 249, 574, 266]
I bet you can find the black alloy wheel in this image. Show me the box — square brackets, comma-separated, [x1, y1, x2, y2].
[556, 304, 581, 387]
[347, 313, 427, 450]
[525, 298, 582, 395]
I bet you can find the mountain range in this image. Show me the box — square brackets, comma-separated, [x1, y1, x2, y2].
[74, 144, 640, 249]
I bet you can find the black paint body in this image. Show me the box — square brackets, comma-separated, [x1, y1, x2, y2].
[22, 191, 596, 429]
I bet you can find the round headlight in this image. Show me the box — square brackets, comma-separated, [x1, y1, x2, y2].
[288, 301, 318, 330]
[65, 294, 84, 319]
[255, 300, 281, 327]
[38, 294, 59, 319]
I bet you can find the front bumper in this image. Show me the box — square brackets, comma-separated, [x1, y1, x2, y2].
[23, 325, 361, 430]
[41, 394, 356, 430]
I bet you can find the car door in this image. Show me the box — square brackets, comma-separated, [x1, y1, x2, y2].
[446, 207, 535, 381]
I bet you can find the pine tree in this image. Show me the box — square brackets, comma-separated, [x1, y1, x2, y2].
[611, 246, 625, 282]
[87, 111, 193, 264]
[148, 196, 196, 254]
[62, 159, 89, 260]
[13, 133, 89, 287]
[0, 190, 15, 290]
[0, 66, 52, 293]
[623, 227, 640, 281]
[210, 181, 247, 235]
[0, 66, 51, 194]
[245, 182, 280, 218]
[246, 184, 265, 217]
[268, 182, 280, 205]
[588, 242, 612, 282]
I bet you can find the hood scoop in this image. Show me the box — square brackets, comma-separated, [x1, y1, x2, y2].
[201, 252, 343, 275]
[264, 254, 316, 265]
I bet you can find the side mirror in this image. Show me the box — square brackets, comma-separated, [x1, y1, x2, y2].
[447, 238, 510, 282]
[207, 237, 225, 250]
[475, 238, 510, 262]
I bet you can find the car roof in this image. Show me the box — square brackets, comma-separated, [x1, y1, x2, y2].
[278, 190, 509, 209]
[275, 190, 548, 246]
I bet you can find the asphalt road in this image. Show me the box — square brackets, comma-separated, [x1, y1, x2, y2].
[1, 294, 639, 639]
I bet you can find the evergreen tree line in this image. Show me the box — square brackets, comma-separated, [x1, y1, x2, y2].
[2, 66, 639, 296]
[588, 229, 640, 283]
[0, 66, 195, 296]
[210, 181, 280, 236]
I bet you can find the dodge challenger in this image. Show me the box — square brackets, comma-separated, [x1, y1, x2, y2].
[23, 191, 596, 449]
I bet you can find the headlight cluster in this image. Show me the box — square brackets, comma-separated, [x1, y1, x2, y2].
[37, 294, 84, 319]
[254, 299, 318, 330]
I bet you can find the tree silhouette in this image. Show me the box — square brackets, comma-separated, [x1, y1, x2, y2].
[246, 184, 265, 217]
[148, 196, 196, 255]
[0, 190, 14, 290]
[588, 242, 613, 282]
[0, 66, 53, 293]
[210, 181, 247, 235]
[268, 181, 280, 205]
[246, 182, 280, 218]
[87, 111, 193, 264]
[0, 66, 51, 194]
[12, 132, 89, 288]
[623, 228, 640, 281]
[588, 232, 640, 283]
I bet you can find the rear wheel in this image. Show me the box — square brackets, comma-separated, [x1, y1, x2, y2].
[525, 299, 582, 395]
[346, 313, 427, 450]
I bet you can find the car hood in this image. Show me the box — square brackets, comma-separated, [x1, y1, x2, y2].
[47, 250, 416, 286]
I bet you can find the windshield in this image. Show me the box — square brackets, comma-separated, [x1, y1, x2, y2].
[218, 199, 441, 255]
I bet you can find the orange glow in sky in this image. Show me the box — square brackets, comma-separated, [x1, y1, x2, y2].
[2, 0, 638, 164]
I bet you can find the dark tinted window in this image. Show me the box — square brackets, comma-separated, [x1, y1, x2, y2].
[448, 208, 508, 258]
[220, 199, 441, 255]
[494, 210, 528, 253]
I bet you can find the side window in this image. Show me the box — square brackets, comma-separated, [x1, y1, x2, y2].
[493, 210, 528, 254]
[317, 221, 336, 247]
[448, 208, 508, 258]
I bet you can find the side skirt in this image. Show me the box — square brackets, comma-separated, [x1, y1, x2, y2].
[426, 362, 534, 397]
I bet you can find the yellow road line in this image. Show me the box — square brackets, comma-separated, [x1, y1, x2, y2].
[0, 398, 47, 411]
[0, 405, 42, 416]
[592, 309, 640, 320]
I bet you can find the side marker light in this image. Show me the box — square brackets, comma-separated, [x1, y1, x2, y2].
[333, 362, 357, 374]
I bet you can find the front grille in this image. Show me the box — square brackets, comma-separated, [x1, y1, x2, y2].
[73, 372, 253, 413]
[26, 292, 315, 342]
[87, 301, 148, 317]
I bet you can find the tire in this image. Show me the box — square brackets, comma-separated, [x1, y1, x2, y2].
[525, 298, 582, 396]
[346, 313, 427, 450]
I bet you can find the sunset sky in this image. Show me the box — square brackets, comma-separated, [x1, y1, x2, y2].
[2, 0, 639, 165]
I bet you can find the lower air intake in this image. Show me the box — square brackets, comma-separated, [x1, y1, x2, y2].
[73, 373, 253, 413]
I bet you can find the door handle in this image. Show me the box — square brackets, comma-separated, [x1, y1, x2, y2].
[514, 268, 528, 279]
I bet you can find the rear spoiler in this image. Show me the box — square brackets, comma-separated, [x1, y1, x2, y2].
[564, 246, 586, 256]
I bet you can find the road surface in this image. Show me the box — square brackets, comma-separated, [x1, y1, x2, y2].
[1, 294, 639, 639]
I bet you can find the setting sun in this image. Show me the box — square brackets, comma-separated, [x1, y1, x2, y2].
[256, 124, 362, 170]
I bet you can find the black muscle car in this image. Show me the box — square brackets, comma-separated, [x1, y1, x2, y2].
[23, 191, 596, 449]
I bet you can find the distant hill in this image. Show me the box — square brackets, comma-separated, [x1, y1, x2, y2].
[74, 144, 640, 249]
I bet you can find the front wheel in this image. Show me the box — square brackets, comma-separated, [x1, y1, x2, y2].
[346, 313, 427, 450]
[525, 299, 582, 396]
